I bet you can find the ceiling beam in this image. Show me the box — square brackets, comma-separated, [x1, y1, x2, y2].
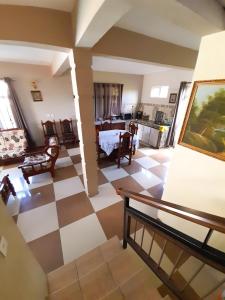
[92, 27, 198, 69]
[75, 0, 131, 47]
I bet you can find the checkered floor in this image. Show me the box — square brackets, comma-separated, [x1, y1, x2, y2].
[1, 144, 173, 273]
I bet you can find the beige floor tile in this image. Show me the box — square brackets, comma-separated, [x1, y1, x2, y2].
[100, 236, 123, 262]
[108, 249, 144, 286]
[49, 282, 83, 300]
[47, 261, 78, 293]
[80, 263, 116, 300]
[76, 247, 104, 278]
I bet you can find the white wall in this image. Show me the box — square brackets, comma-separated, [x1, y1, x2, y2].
[0, 62, 75, 145]
[140, 69, 193, 120]
[159, 31, 225, 251]
[93, 71, 144, 115]
[141, 69, 193, 104]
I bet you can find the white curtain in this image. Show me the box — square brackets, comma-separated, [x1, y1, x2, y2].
[0, 80, 17, 129]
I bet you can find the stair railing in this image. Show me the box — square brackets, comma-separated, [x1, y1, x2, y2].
[117, 188, 225, 300]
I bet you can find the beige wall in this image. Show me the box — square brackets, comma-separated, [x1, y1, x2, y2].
[0, 62, 75, 145]
[93, 71, 143, 115]
[0, 198, 48, 300]
[159, 31, 225, 251]
[93, 27, 198, 69]
[0, 5, 73, 48]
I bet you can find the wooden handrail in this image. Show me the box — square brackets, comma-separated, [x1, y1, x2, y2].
[117, 188, 225, 234]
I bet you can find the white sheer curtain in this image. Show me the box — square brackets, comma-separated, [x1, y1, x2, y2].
[0, 80, 17, 129]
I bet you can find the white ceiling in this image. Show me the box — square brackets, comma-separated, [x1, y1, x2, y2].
[116, 0, 225, 50]
[0, 0, 75, 12]
[0, 44, 64, 65]
[92, 56, 174, 75]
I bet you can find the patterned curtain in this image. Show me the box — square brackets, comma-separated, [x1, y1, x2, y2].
[4, 77, 35, 147]
[94, 83, 123, 119]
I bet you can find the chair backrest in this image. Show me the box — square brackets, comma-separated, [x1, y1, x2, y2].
[118, 132, 133, 156]
[41, 120, 58, 138]
[45, 145, 59, 165]
[129, 122, 138, 135]
[60, 119, 73, 135]
[100, 120, 112, 131]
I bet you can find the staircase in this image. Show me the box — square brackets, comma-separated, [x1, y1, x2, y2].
[47, 236, 172, 300]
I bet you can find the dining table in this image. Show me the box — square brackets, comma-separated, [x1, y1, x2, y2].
[98, 129, 139, 156]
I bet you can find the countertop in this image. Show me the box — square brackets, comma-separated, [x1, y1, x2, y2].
[95, 119, 126, 125]
[134, 120, 171, 129]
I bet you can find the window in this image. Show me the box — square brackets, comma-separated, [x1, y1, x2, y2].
[150, 85, 169, 98]
[0, 80, 16, 129]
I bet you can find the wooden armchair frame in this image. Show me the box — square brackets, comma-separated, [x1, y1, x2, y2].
[0, 175, 16, 205]
[19, 145, 59, 184]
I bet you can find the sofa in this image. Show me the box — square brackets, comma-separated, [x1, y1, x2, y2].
[0, 128, 28, 165]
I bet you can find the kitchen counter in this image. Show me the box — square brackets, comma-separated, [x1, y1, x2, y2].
[132, 120, 170, 148]
[133, 120, 171, 130]
[95, 119, 126, 125]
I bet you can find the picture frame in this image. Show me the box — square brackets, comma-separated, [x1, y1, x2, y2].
[179, 79, 225, 161]
[31, 90, 43, 102]
[169, 93, 177, 104]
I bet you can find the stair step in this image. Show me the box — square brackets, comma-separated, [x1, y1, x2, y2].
[48, 282, 83, 300]
[120, 268, 163, 300]
[47, 261, 77, 294]
[47, 236, 165, 300]
[108, 247, 145, 286]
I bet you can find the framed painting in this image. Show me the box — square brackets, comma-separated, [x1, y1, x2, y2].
[31, 90, 43, 101]
[179, 79, 225, 161]
[169, 93, 177, 104]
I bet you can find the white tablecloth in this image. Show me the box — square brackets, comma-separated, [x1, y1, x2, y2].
[99, 129, 139, 156]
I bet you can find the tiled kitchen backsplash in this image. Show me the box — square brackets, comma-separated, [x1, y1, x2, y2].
[140, 102, 176, 121]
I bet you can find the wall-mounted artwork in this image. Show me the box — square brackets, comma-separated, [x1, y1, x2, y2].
[179, 80, 225, 161]
[31, 90, 43, 102]
[169, 93, 177, 104]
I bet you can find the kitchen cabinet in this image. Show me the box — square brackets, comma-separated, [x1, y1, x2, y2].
[149, 128, 159, 148]
[142, 126, 151, 145]
[137, 124, 144, 141]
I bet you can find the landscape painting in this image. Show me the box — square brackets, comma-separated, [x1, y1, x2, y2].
[179, 80, 225, 161]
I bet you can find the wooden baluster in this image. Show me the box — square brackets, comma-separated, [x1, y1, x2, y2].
[158, 240, 167, 268]
[148, 231, 155, 256]
[140, 225, 145, 248]
[134, 220, 138, 242]
[123, 196, 130, 249]
[169, 250, 184, 279]
[202, 228, 213, 247]
[181, 263, 205, 292]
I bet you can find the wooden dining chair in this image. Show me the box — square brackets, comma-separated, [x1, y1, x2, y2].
[129, 121, 138, 135]
[129, 122, 138, 154]
[100, 120, 112, 131]
[41, 120, 59, 145]
[96, 128, 106, 162]
[116, 132, 133, 168]
[59, 119, 77, 145]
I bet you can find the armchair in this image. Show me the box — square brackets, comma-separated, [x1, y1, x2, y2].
[18, 145, 59, 184]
